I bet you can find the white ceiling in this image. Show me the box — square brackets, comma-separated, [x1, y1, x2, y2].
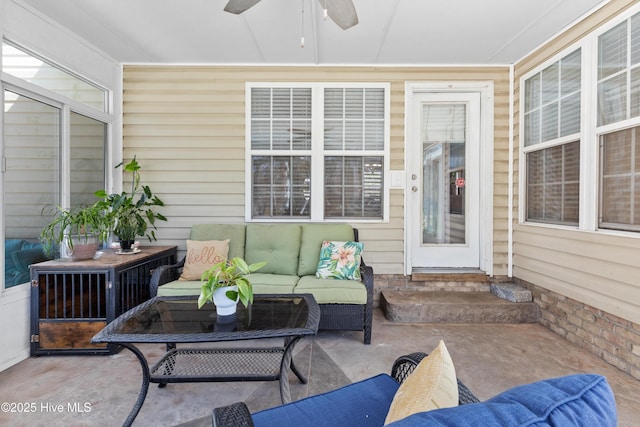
[21, 0, 608, 65]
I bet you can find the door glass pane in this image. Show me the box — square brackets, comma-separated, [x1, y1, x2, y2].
[422, 103, 466, 245]
[4, 90, 59, 288]
[70, 112, 106, 206]
[2, 42, 106, 112]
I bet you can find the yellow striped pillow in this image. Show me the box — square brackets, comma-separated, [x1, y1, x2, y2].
[384, 340, 459, 425]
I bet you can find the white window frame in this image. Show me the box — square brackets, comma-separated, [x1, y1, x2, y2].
[519, 2, 640, 235]
[245, 82, 390, 223]
[520, 43, 585, 229]
[2, 41, 113, 292]
[594, 5, 640, 233]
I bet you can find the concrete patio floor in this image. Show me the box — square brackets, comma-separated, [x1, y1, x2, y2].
[1, 308, 639, 426]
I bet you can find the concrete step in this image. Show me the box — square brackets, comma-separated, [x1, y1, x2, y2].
[380, 290, 540, 324]
[490, 282, 532, 303]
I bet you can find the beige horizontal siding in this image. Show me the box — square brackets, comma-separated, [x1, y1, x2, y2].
[512, 0, 640, 324]
[123, 65, 510, 275]
[513, 224, 640, 324]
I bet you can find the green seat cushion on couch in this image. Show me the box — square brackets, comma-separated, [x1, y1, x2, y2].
[298, 224, 355, 276]
[295, 275, 367, 304]
[157, 280, 202, 297]
[190, 224, 246, 260]
[248, 273, 300, 294]
[245, 224, 301, 275]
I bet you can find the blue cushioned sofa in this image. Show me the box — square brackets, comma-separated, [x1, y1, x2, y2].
[4, 239, 48, 288]
[149, 223, 374, 344]
[212, 352, 617, 427]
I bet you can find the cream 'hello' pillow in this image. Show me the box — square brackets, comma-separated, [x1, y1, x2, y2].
[384, 340, 459, 425]
[179, 239, 229, 281]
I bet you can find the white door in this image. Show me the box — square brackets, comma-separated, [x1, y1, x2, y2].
[409, 92, 481, 268]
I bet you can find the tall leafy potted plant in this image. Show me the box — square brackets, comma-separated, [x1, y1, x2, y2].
[198, 257, 266, 317]
[96, 157, 167, 251]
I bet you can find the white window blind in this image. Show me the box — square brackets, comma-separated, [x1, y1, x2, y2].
[599, 126, 640, 231]
[597, 11, 640, 232]
[248, 84, 387, 221]
[598, 12, 640, 126]
[523, 49, 581, 226]
[524, 49, 581, 146]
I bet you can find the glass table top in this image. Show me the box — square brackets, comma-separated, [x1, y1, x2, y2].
[92, 294, 319, 343]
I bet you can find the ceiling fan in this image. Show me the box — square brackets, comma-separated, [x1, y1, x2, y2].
[224, 0, 359, 30]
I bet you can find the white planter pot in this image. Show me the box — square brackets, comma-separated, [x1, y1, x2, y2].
[213, 285, 238, 316]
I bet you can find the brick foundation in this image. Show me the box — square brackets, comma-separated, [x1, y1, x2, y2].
[516, 278, 640, 381]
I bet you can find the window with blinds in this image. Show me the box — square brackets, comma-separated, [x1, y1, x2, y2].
[523, 49, 581, 225]
[524, 49, 581, 147]
[248, 85, 387, 221]
[526, 141, 580, 225]
[597, 12, 640, 126]
[599, 127, 640, 231]
[597, 11, 640, 232]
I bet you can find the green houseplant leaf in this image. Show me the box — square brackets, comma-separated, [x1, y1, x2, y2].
[198, 257, 267, 309]
[97, 156, 167, 243]
[40, 202, 112, 257]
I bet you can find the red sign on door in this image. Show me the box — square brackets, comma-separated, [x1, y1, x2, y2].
[456, 177, 465, 188]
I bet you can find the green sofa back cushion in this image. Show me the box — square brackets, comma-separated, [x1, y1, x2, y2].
[298, 224, 355, 276]
[245, 224, 301, 275]
[190, 224, 246, 260]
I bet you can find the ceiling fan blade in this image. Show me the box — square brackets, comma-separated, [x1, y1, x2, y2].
[319, 0, 358, 30]
[224, 0, 261, 14]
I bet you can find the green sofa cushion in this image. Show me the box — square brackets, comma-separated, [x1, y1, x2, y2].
[157, 280, 201, 297]
[245, 224, 301, 275]
[158, 273, 300, 297]
[190, 224, 246, 259]
[295, 275, 367, 304]
[298, 224, 355, 276]
[248, 273, 300, 294]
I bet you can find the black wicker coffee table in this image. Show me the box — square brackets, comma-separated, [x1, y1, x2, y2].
[91, 294, 320, 427]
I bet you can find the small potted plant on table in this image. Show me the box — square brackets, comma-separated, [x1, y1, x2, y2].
[198, 257, 266, 321]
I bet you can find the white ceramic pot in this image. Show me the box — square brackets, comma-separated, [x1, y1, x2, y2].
[212, 285, 239, 316]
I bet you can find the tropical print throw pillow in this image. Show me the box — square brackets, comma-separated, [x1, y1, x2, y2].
[315, 240, 364, 280]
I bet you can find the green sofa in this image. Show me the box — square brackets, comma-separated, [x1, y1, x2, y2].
[150, 223, 374, 344]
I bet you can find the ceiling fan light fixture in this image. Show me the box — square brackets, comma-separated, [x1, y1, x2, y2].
[223, 0, 358, 35]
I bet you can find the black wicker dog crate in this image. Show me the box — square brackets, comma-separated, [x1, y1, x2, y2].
[30, 246, 176, 356]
